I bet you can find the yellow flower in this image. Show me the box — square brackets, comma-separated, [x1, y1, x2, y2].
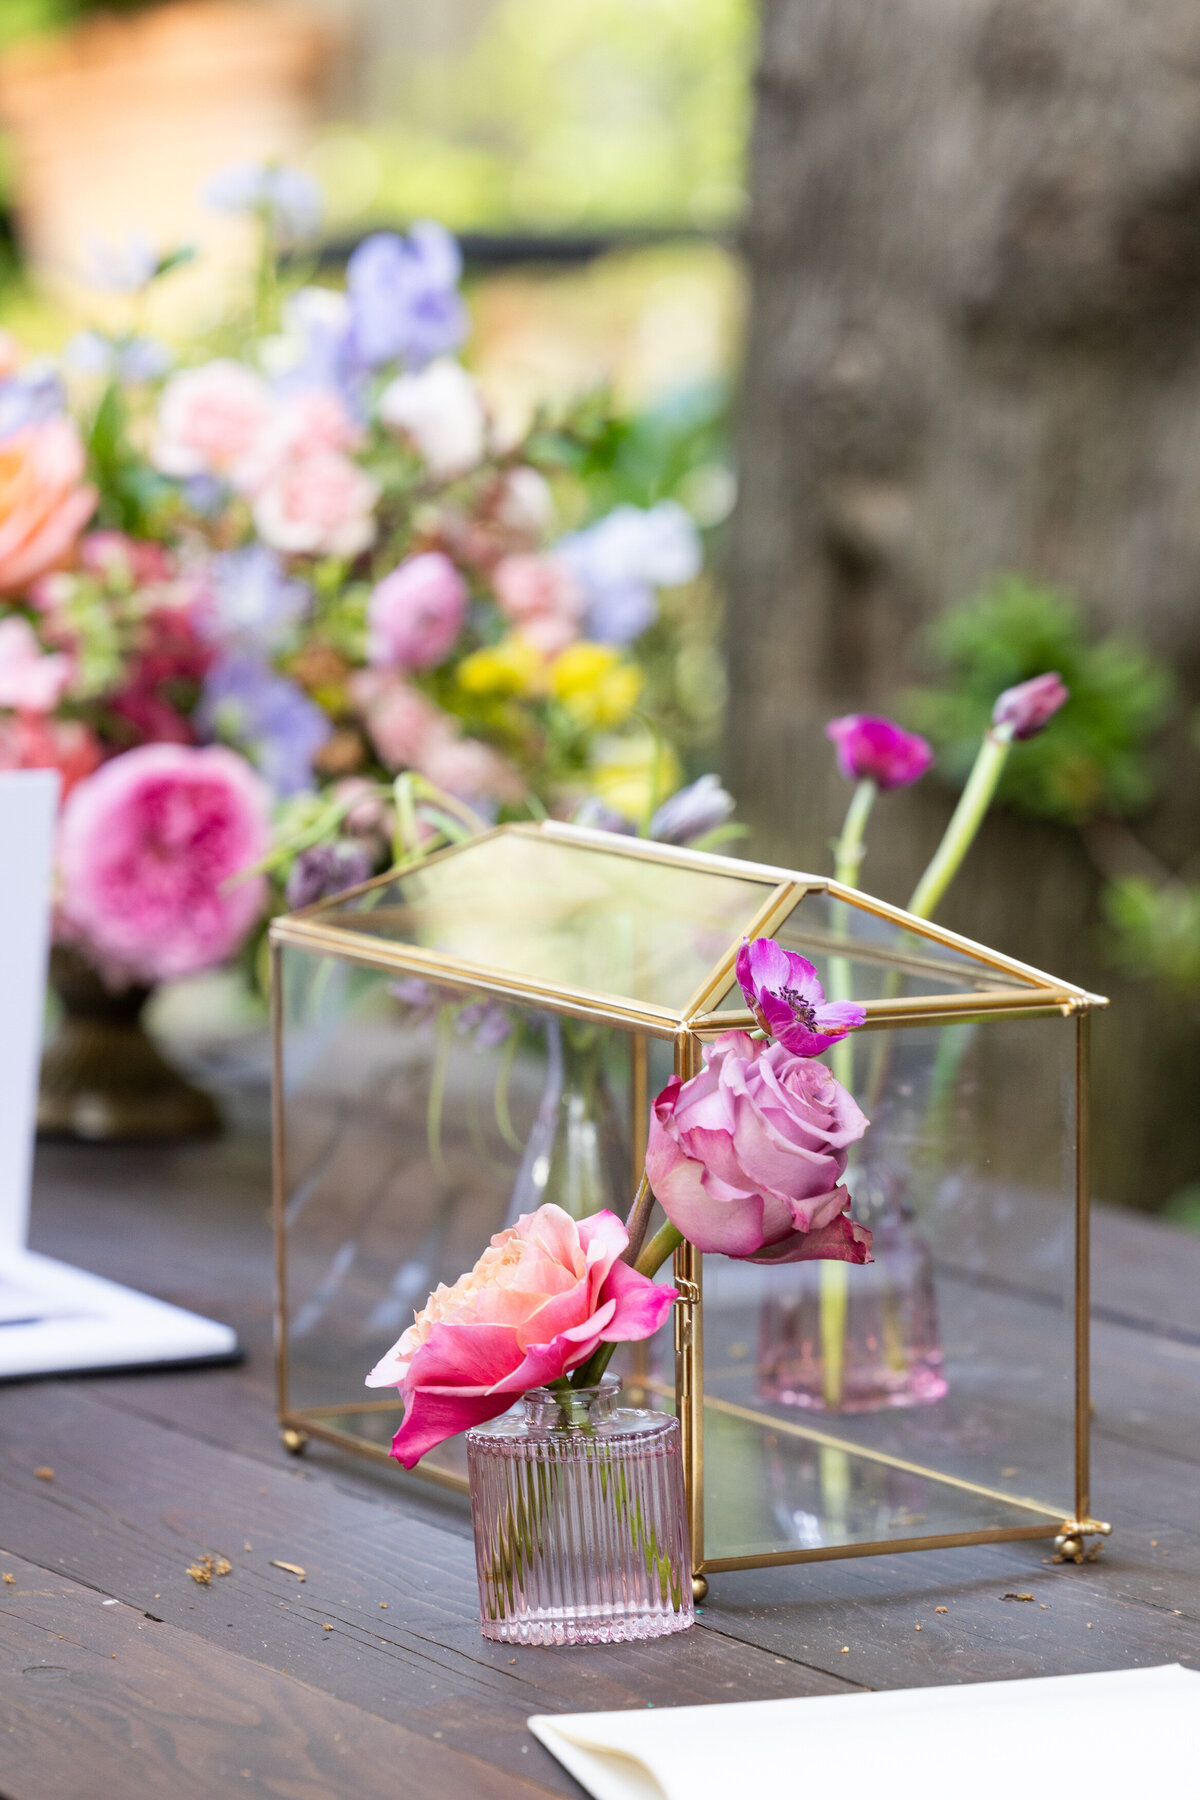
[589, 731, 682, 822]
[551, 643, 643, 729]
[457, 634, 544, 697]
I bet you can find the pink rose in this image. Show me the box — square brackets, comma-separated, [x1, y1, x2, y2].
[154, 360, 276, 480]
[352, 671, 450, 771]
[235, 389, 364, 495]
[418, 732, 524, 805]
[253, 451, 379, 558]
[366, 1204, 677, 1467]
[57, 743, 270, 982]
[646, 1031, 873, 1265]
[0, 615, 72, 711]
[0, 713, 100, 795]
[493, 552, 583, 656]
[0, 419, 97, 595]
[367, 552, 467, 670]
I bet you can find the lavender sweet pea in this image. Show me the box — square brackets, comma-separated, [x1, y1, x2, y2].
[645, 1031, 872, 1266]
[825, 714, 933, 790]
[992, 672, 1069, 740]
[736, 936, 865, 1057]
[346, 225, 467, 370]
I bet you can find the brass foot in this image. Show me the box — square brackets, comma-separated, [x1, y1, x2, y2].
[281, 1426, 309, 1456]
[1053, 1518, 1111, 1563]
[692, 1574, 709, 1604]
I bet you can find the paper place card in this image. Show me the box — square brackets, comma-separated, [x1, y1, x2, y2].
[529, 1662, 1198, 1800]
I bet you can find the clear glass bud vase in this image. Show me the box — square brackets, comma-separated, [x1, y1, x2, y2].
[756, 1175, 947, 1413]
[466, 1377, 694, 1645]
[506, 1016, 630, 1224]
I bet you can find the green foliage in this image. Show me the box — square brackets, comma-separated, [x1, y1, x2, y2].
[85, 381, 175, 538]
[1102, 875, 1200, 997]
[905, 576, 1173, 825]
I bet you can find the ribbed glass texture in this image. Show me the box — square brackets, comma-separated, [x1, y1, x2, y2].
[466, 1379, 694, 1646]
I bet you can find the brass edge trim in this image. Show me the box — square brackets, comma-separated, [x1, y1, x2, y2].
[631, 1034, 648, 1192]
[286, 1415, 470, 1495]
[273, 824, 510, 932]
[267, 922, 684, 1038]
[688, 1001, 1078, 1033]
[824, 878, 1106, 1004]
[271, 939, 289, 1424]
[1075, 1011, 1092, 1524]
[692, 1389, 1066, 1519]
[698, 1523, 1060, 1573]
[533, 819, 817, 887]
[674, 1029, 705, 1573]
[680, 880, 803, 1020]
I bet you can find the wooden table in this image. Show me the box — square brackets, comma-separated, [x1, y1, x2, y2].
[2, 1063, 1199, 1800]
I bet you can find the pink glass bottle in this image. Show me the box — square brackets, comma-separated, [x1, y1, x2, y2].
[466, 1376, 694, 1645]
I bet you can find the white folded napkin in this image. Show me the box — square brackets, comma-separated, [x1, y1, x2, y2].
[529, 1663, 1197, 1800]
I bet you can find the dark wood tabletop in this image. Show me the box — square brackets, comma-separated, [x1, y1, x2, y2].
[3, 1058, 1199, 1800]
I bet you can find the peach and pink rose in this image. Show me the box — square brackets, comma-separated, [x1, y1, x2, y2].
[646, 1030, 873, 1266]
[366, 1204, 677, 1467]
[0, 419, 97, 595]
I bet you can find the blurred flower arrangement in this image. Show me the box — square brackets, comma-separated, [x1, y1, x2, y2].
[0, 167, 718, 996]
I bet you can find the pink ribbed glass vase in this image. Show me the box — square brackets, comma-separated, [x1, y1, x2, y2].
[466, 1377, 694, 1646]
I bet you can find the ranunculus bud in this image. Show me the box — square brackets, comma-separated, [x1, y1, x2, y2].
[991, 672, 1069, 740]
[825, 714, 933, 790]
[645, 1032, 873, 1266]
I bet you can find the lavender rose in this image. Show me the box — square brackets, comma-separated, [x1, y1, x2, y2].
[645, 1031, 873, 1266]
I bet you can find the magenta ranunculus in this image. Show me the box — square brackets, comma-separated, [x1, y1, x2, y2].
[645, 1031, 872, 1266]
[825, 714, 933, 789]
[367, 552, 468, 670]
[365, 1204, 677, 1467]
[992, 672, 1069, 741]
[736, 936, 865, 1057]
[57, 742, 270, 982]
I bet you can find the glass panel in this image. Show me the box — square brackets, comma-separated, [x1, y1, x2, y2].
[711, 889, 1045, 1011]
[279, 942, 645, 1487]
[316, 830, 776, 1013]
[699, 1012, 1077, 1560]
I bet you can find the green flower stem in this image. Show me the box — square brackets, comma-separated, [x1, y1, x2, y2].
[820, 780, 876, 1409]
[906, 727, 1014, 921]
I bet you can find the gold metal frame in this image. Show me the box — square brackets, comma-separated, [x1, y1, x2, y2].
[270, 822, 1111, 1572]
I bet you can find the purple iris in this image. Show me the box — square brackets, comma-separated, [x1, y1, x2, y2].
[992, 672, 1069, 740]
[346, 224, 467, 370]
[275, 287, 363, 409]
[558, 501, 702, 645]
[825, 715, 934, 790]
[735, 937, 866, 1058]
[206, 546, 311, 653]
[199, 654, 330, 796]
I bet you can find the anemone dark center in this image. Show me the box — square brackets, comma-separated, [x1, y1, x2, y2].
[780, 985, 818, 1028]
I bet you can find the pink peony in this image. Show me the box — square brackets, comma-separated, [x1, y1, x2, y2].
[253, 450, 379, 558]
[154, 360, 276, 481]
[493, 552, 583, 656]
[825, 714, 933, 790]
[736, 936, 865, 1057]
[0, 713, 100, 795]
[0, 419, 97, 595]
[645, 1031, 873, 1266]
[992, 672, 1069, 741]
[0, 615, 72, 711]
[57, 743, 271, 982]
[351, 670, 451, 771]
[367, 552, 468, 670]
[366, 1204, 677, 1467]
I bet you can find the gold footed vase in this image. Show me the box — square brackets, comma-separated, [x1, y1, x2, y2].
[38, 948, 220, 1143]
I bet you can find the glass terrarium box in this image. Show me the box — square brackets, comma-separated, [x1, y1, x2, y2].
[270, 821, 1110, 1578]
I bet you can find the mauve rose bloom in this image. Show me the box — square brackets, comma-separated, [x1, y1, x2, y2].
[366, 1204, 677, 1467]
[736, 936, 865, 1057]
[57, 743, 270, 982]
[0, 419, 97, 596]
[992, 671, 1069, 740]
[154, 360, 276, 481]
[252, 450, 379, 559]
[646, 1031, 872, 1266]
[0, 615, 72, 711]
[367, 552, 467, 670]
[825, 714, 933, 789]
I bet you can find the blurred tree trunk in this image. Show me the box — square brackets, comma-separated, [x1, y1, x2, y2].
[726, 0, 1200, 1208]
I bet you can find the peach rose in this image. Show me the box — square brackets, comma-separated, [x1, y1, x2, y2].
[0, 419, 97, 595]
